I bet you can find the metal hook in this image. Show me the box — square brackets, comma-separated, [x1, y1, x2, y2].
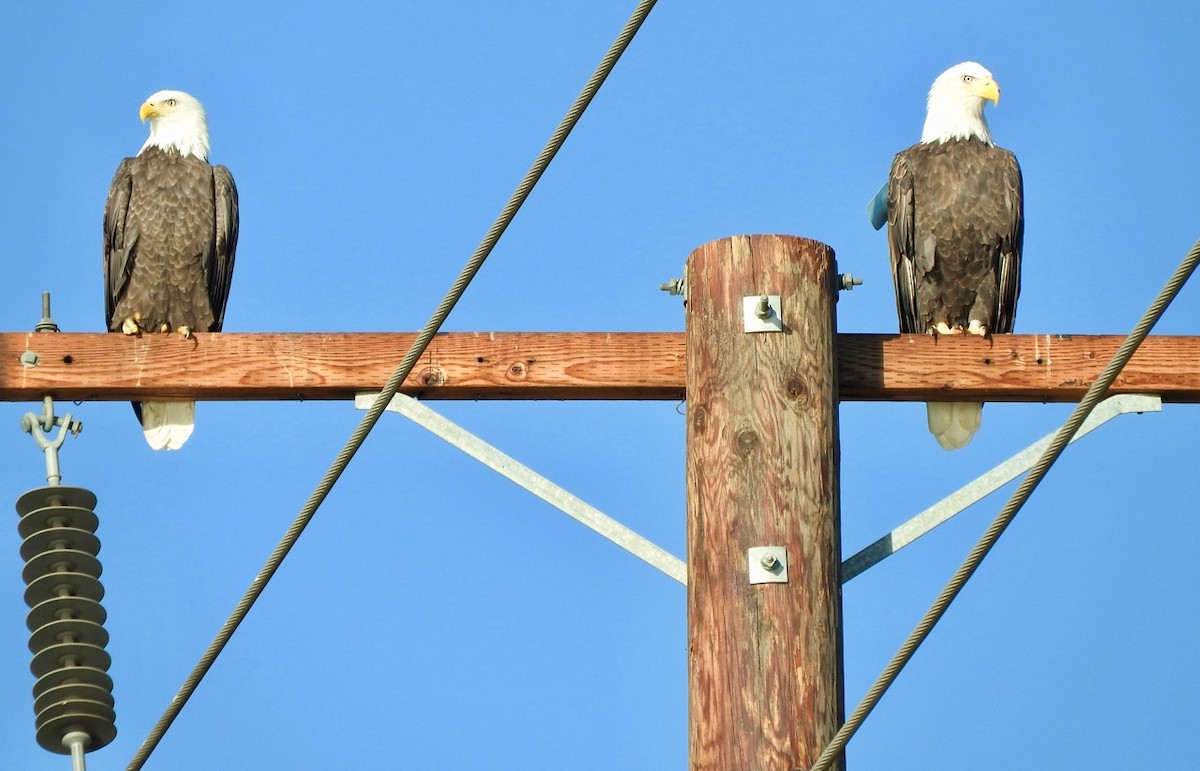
[21, 396, 82, 486]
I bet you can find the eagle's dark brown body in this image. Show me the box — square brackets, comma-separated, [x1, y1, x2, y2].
[886, 137, 1023, 335]
[103, 143, 238, 444]
[103, 146, 238, 336]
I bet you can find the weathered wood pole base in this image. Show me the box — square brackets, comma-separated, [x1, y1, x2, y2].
[686, 234, 844, 770]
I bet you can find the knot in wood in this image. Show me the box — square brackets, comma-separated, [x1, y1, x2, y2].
[785, 376, 809, 403]
[734, 426, 758, 455]
[507, 361, 528, 379]
[690, 405, 708, 434]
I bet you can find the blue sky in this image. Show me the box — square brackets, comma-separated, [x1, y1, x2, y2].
[2, 2, 1198, 769]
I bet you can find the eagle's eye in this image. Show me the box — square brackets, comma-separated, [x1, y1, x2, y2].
[166, 99, 177, 107]
[961, 74, 974, 84]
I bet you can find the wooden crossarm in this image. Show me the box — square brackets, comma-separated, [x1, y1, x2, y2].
[0, 332, 1196, 403]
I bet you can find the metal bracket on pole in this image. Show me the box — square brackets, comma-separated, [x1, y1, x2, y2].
[355, 392, 688, 585]
[748, 546, 789, 584]
[743, 295, 783, 333]
[842, 393, 1163, 582]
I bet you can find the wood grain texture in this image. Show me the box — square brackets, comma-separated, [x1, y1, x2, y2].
[0, 331, 1196, 402]
[686, 235, 844, 770]
[0, 332, 684, 401]
[837, 333, 1200, 402]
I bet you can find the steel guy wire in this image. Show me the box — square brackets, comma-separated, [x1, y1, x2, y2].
[809, 234, 1200, 771]
[126, 2, 661, 768]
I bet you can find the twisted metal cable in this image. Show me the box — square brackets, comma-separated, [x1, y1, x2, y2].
[127, 3, 660, 768]
[810, 235, 1200, 771]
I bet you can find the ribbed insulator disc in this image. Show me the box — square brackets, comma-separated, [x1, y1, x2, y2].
[17, 505, 99, 540]
[33, 681, 115, 716]
[16, 487, 98, 517]
[33, 666, 114, 701]
[26, 596, 107, 633]
[23, 571, 104, 608]
[35, 701, 117, 754]
[22, 548, 103, 585]
[20, 527, 100, 562]
[30, 642, 111, 679]
[36, 698, 115, 732]
[28, 618, 110, 655]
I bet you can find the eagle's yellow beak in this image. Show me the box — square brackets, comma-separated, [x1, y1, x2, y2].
[974, 77, 1001, 107]
[139, 101, 159, 123]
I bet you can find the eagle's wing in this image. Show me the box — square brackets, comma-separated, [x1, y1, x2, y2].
[886, 152, 921, 334]
[993, 150, 1023, 333]
[102, 157, 137, 329]
[207, 165, 239, 331]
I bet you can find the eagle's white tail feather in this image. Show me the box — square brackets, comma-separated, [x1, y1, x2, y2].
[926, 401, 982, 451]
[141, 401, 195, 451]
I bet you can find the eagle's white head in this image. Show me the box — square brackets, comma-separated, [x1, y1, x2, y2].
[920, 62, 1000, 146]
[138, 90, 210, 160]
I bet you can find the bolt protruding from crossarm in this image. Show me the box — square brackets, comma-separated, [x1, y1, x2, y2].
[35, 292, 59, 333]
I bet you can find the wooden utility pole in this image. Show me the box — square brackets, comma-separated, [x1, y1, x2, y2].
[685, 235, 843, 770]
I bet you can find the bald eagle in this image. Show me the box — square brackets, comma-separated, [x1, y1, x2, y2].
[103, 90, 238, 450]
[884, 62, 1023, 449]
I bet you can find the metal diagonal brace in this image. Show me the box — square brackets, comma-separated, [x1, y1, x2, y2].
[355, 392, 687, 585]
[842, 393, 1162, 583]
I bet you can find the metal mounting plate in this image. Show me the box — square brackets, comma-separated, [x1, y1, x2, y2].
[743, 295, 783, 333]
[748, 546, 789, 584]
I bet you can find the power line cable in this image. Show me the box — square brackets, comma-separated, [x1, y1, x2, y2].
[809, 234, 1200, 771]
[126, 2, 660, 767]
